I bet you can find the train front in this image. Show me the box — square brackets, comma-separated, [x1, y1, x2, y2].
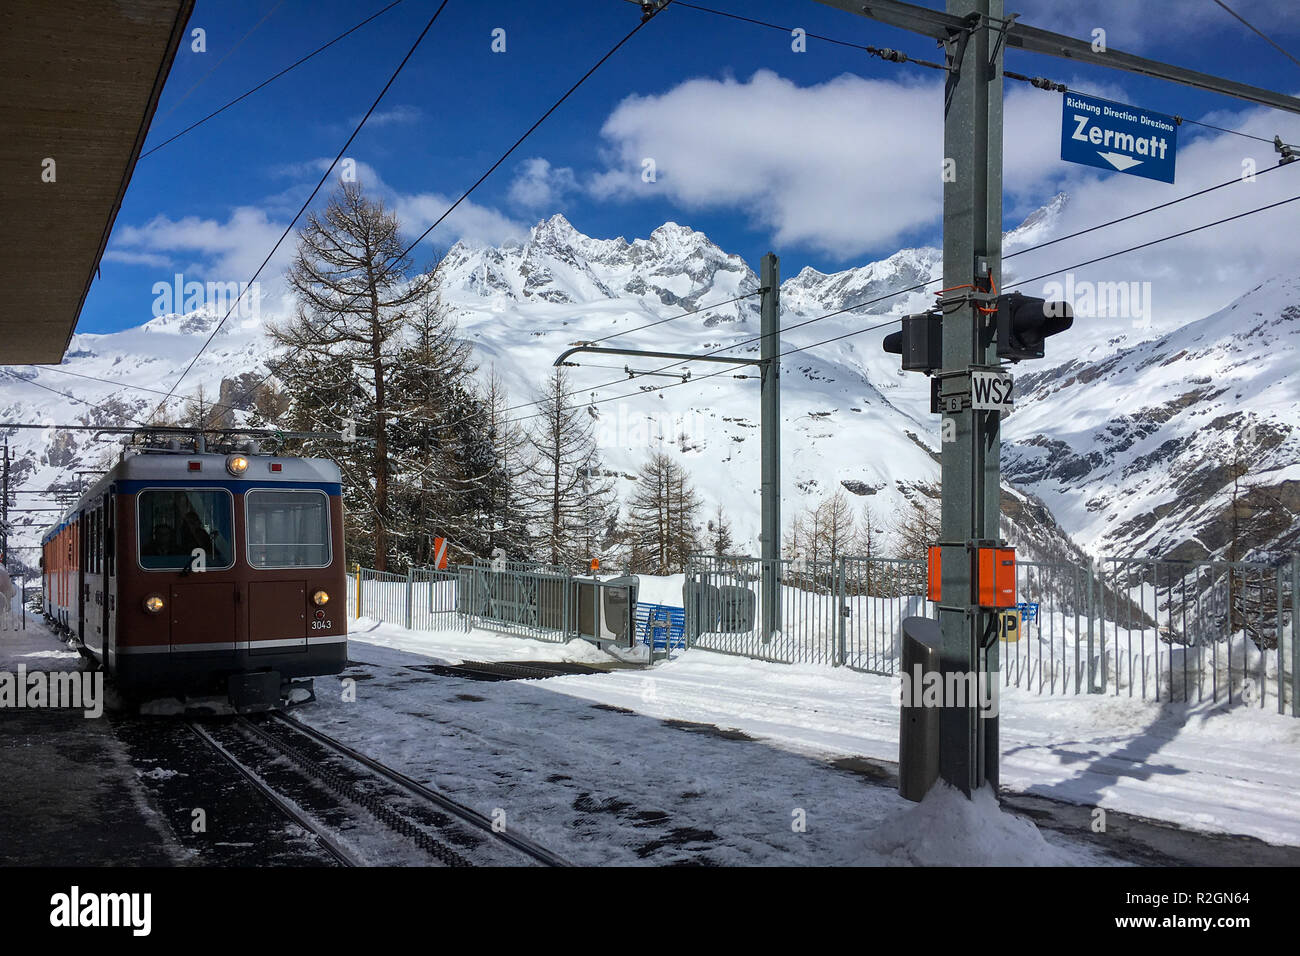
[115, 451, 347, 709]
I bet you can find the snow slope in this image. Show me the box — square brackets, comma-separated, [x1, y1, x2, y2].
[1004, 274, 1300, 557]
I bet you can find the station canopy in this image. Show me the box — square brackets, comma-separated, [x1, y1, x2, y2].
[0, 0, 194, 364]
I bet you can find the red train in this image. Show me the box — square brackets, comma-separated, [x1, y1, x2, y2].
[42, 445, 347, 709]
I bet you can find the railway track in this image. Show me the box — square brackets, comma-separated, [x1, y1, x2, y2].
[188, 714, 569, 867]
[188, 720, 361, 866]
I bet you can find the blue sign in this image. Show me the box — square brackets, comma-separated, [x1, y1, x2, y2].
[1017, 602, 1039, 623]
[1060, 92, 1177, 183]
[635, 603, 686, 650]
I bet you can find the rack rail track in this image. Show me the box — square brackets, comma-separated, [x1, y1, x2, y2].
[268, 712, 571, 867]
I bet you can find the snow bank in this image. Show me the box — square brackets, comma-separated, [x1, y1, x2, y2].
[858, 783, 1096, 866]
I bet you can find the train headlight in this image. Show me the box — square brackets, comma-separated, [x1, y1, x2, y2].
[143, 594, 165, 614]
[312, 590, 330, 606]
[226, 454, 249, 476]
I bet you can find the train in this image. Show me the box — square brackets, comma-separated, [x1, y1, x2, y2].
[41, 440, 348, 709]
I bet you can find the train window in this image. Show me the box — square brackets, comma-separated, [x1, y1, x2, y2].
[106, 500, 115, 577]
[137, 489, 235, 570]
[245, 490, 330, 569]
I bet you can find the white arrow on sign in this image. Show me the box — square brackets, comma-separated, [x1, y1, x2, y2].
[1097, 151, 1143, 172]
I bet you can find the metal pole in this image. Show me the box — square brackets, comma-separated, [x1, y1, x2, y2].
[1087, 556, 1098, 692]
[2, 442, 9, 566]
[404, 567, 413, 630]
[760, 252, 781, 644]
[931, 0, 1004, 796]
[836, 555, 847, 666]
[1292, 554, 1298, 718]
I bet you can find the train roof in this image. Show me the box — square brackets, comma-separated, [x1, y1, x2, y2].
[40, 452, 343, 544]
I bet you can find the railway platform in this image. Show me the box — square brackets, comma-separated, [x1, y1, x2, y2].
[0, 620, 179, 865]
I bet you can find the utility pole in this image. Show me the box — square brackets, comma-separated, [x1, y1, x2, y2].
[938, 0, 1003, 796]
[1, 441, 8, 565]
[553, 254, 782, 640]
[759, 252, 781, 643]
[812, 0, 1300, 797]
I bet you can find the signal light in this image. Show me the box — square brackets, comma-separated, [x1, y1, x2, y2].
[882, 312, 942, 373]
[995, 292, 1073, 362]
[143, 594, 165, 614]
[883, 295, 1074, 371]
[312, 590, 330, 606]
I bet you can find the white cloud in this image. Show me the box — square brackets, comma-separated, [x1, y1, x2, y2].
[100, 249, 174, 269]
[508, 157, 579, 210]
[110, 206, 293, 292]
[589, 69, 946, 257]
[582, 67, 1300, 330]
[294, 157, 530, 250]
[349, 104, 423, 128]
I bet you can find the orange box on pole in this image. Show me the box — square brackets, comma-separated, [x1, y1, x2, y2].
[927, 546, 942, 603]
[977, 547, 1017, 608]
[926, 545, 1016, 607]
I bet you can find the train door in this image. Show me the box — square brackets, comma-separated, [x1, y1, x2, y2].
[104, 494, 116, 666]
[73, 515, 85, 643]
[84, 499, 105, 657]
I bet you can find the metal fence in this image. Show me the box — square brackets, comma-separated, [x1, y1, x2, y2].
[351, 562, 635, 646]
[684, 552, 1299, 715]
[348, 551, 1297, 715]
[684, 554, 931, 669]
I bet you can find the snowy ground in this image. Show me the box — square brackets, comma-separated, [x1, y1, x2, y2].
[6, 600, 1295, 865]
[305, 621, 1118, 865]
[0, 614, 183, 865]
[324, 618, 1300, 858]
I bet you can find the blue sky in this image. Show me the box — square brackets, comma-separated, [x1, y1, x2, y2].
[82, 0, 1300, 334]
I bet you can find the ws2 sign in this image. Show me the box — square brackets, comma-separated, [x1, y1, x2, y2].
[1061, 92, 1178, 184]
[970, 370, 1013, 413]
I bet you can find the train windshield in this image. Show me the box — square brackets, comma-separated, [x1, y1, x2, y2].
[246, 490, 331, 569]
[138, 489, 235, 570]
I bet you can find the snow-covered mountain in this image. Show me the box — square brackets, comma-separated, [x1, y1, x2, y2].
[1, 206, 1295, 574]
[1004, 274, 1300, 560]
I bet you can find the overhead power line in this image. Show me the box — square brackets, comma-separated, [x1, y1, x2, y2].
[142, 0, 407, 159]
[1004, 71, 1300, 151]
[677, 0, 1299, 148]
[15, 156, 1293, 442]
[587, 290, 762, 345]
[665, 1, 949, 70]
[144, 0, 454, 426]
[156, 0, 288, 123]
[216, 2, 676, 427]
[241, 160, 1300, 438]
[1211, 0, 1300, 69]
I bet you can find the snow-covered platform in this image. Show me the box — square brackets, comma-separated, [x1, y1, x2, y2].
[297, 619, 1300, 865]
[0, 620, 179, 865]
[4, 611, 1296, 866]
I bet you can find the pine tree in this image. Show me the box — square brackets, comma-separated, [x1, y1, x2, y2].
[385, 289, 489, 565]
[479, 368, 534, 559]
[269, 181, 432, 570]
[625, 450, 701, 574]
[524, 368, 614, 568]
[817, 489, 858, 565]
[707, 504, 734, 555]
[856, 500, 884, 594]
